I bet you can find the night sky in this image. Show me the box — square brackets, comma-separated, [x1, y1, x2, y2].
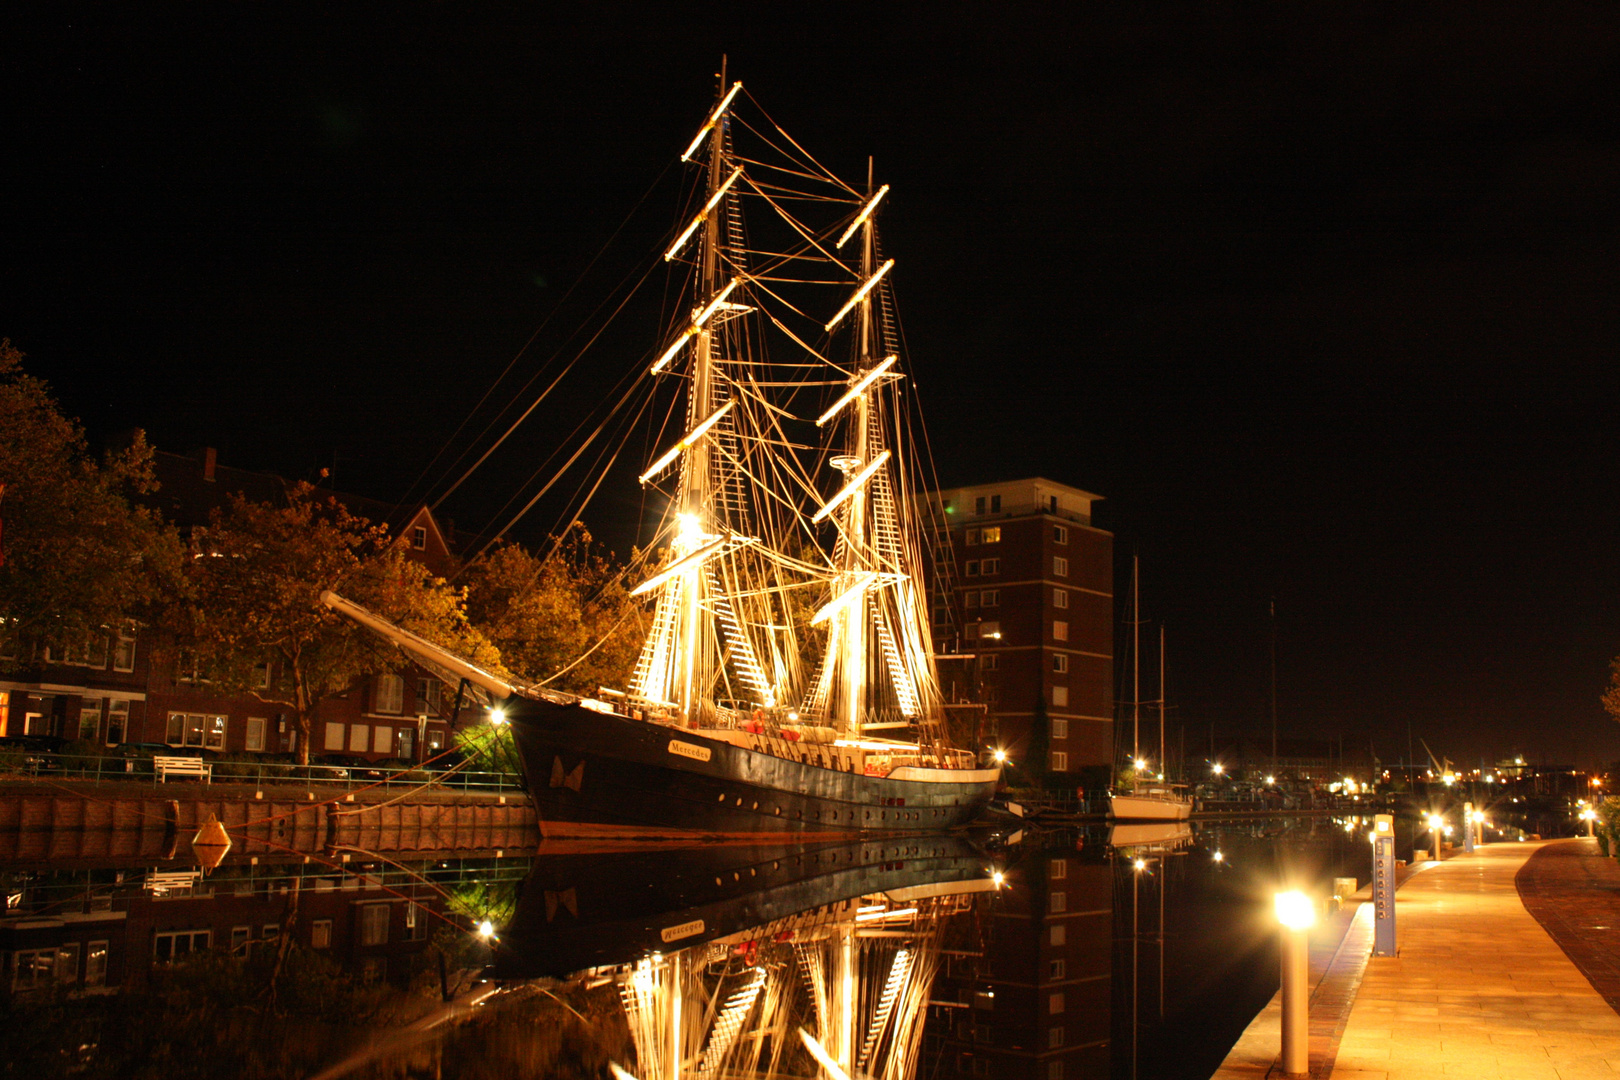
[7, 4, 1620, 769]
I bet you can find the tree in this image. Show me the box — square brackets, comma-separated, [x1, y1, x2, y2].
[460, 526, 641, 695]
[175, 482, 501, 763]
[1603, 657, 1620, 726]
[0, 339, 180, 663]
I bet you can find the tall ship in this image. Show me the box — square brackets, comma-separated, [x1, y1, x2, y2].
[325, 72, 999, 834]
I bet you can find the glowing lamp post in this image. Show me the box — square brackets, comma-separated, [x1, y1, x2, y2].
[1583, 807, 1598, 838]
[1275, 890, 1315, 1077]
[1471, 809, 1485, 848]
[1426, 813, 1444, 864]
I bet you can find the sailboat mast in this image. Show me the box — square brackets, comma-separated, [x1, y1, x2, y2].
[1159, 624, 1166, 781]
[1132, 555, 1140, 766]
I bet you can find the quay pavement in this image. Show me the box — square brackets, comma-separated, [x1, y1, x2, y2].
[1215, 839, 1620, 1079]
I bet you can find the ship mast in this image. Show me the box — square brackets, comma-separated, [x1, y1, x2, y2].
[831, 162, 880, 738]
[672, 68, 730, 726]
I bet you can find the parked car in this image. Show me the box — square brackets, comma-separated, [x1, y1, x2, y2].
[0, 735, 68, 774]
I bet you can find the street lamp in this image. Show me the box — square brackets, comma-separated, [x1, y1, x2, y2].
[1212, 762, 1225, 776]
[1134, 757, 1148, 773]
[1266, 775, 1277, 786]
[1275, 890, 1315, 1077]
[1426, 813, 1444, 864]
[1582, 807, 1598, 839]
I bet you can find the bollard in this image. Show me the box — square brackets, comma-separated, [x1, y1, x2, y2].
[1275, 890, 1314, 1077]
[1372, 814, 1397, 955]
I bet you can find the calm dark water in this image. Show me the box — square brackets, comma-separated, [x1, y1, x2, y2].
[2, 812, 1527, 1079]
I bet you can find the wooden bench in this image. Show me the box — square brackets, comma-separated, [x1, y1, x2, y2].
[153, 755, 212, 783]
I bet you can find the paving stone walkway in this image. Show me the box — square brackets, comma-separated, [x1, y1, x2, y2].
[1518, 838, 1620, 1016]
[1211, 841, 1620, 1079]
[1331, 841, 1620, 1080]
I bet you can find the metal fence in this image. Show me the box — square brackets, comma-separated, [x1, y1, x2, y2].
[0, 750, 528, 794]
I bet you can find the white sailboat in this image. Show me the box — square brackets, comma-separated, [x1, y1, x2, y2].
[1110, 559, 1192, 821]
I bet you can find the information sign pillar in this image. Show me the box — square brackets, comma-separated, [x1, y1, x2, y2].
[1372, 813, 1397, 956]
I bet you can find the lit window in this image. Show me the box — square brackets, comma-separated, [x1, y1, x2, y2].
[980, 590, 998, 607]
[1049, 991, 1065, 1015]
[78, 699, 102, 741]
[1049, 890, 1067, 913]
[153, 929, 210, 962]
[1054, 588, 1068, 609]
[85, 941, 108, 987]
[1053, 525, 1068, 544]
[1052, 717, 1068, 739]
[106, 699, 128, 745]
[359, 903, 391, 946]
[325, 722, 345, 751]
[349, 724, 370, 753]
[11, 949, 57, 991]
[204, 715, 227, 751]
[1051, 751, 1069, 771]
[1052, 620, 1068, 642]
[1053, 654, 1069, 673]
[56, 942, 80, 984]
[981, 526, 1001, 544]
[311, 919, 333, 949]
[1053, 556, 1069, 577]
[981, 558, 999, 575]
[375, 674, 405, 714]
[372, 725, 392, 754]
[185, 714, 206, 747]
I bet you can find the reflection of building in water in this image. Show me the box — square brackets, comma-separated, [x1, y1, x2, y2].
[925, 843, 1112, 1079]
[0, 855, 513, 993]
[611, 890, 972, 1079]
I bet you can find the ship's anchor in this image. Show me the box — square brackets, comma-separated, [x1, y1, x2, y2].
[549, 756, 585, 792]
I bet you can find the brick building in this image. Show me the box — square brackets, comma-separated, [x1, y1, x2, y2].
[0, 448, 474, 762]
[929, 479, 1115, 776]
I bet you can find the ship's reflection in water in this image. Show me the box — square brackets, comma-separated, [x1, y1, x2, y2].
[0, 816, 1396, 1078]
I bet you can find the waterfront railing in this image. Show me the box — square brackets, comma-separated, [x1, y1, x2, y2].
[0, 750, 527, 794]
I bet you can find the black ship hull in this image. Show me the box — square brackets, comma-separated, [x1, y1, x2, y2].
[508, 697, 999, 836]
[491, 834, 992, 980]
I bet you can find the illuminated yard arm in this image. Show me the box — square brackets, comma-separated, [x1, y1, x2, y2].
[627, 536, 735, 598]
[811, 571, 880, 625]
[680, 81, 742, 162]
[824, 259, 894, 332]
[649, 277, 741, 374]
[638, 400, 735, 485]
[816, 355, 898, 427]
[664, 166, 744, 261]
[811, 450, 891, 525]
[835, 184, 889, 249]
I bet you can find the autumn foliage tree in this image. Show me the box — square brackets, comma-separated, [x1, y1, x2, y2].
[175, 482, 501, 763]
[460, 526, 641, 696]
[0, 339, 180, 665]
